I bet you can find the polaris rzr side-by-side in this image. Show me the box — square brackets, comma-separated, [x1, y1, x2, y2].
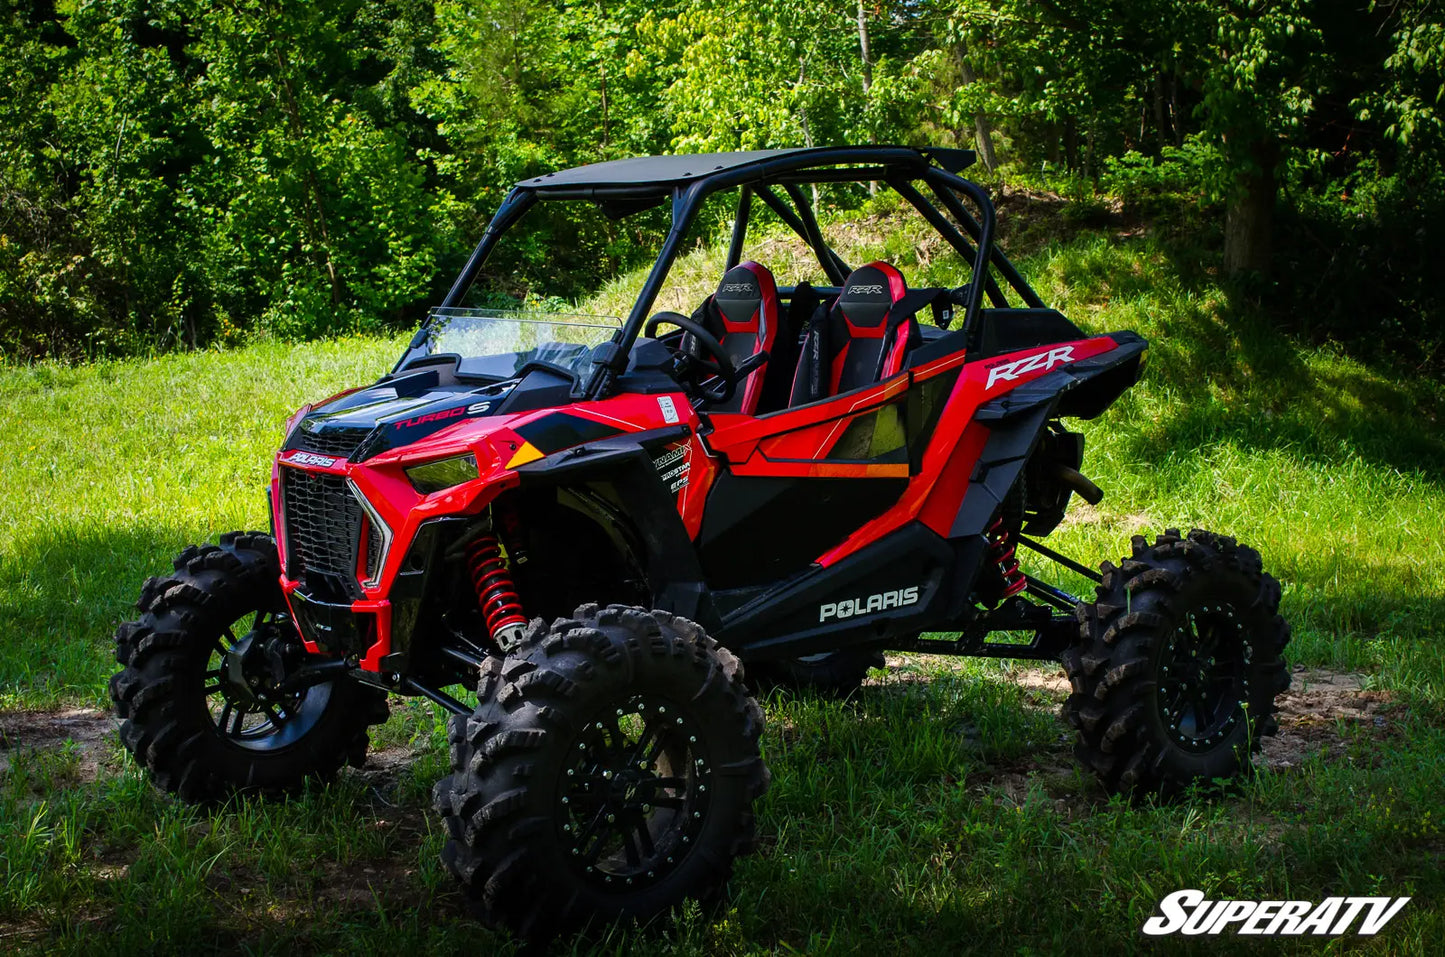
[111, 146, 1291, 938]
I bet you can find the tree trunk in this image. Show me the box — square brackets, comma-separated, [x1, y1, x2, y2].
[1169, 73, 1183, 146]
[1063, 116, 1079, 171]
[857, 1, 876, 194]
[1222, 138, 1280, 278]
[955, 39, 998, 171]
[600, 63, 609, 152]
[1152, 73, 1167, 153]
[273, 46, 344, 306]
[797, 57, 821, 208]
[1046, 121, 1062, 166]
[856, 0, 873, 94]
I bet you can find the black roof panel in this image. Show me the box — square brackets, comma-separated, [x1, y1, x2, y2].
[517, 146, 973, 194]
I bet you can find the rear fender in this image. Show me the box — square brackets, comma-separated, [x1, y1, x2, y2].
[947, 331, 1147, 540]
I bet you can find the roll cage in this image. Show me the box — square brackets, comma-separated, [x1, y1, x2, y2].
[431, 146, 1049, 400]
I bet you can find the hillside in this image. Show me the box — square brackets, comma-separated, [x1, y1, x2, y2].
[1, 208, 1442, 953]
[2, 204, 1442, 704]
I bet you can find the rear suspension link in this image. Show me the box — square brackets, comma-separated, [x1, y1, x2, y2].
[986, 517, 1028, 599]
[465, 534, 528, 650]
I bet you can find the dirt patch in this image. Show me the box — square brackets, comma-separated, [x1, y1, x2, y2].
[0, 707, 118, 780]
[0, 665, 1394, 792]
[1258, 668, 1394, 769]
[1056, 503, 1155, 536]
[868, 659, 1396, 802]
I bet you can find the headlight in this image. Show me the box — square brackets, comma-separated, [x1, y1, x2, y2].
[405, 453, 479, 494]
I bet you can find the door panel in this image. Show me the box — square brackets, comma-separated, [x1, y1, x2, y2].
[697, 473, 908, 589]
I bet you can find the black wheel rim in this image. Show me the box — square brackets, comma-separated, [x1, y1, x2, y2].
[206, 609, 330, 752]
[1156, 604, 1252, 753]
[559, 695, 712, 889]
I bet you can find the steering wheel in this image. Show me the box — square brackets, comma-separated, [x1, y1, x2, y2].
[643, 311, 738, 403]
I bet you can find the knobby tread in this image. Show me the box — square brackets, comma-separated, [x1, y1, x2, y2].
[1061, 528, 1291, 798]
[110, 532, 389, 802]
[433, 603, 769, 941]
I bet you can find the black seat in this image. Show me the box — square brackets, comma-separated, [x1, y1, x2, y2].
[790, 261, 929, 404]
[692, 261, 782, 414]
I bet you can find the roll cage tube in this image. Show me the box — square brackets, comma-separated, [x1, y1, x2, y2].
[584, 179, 710, 400]
[422, 148, 1052, 399]
[725, 187, 752, 271]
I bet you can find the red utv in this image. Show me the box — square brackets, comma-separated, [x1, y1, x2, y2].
[111, 147, 1290, 938]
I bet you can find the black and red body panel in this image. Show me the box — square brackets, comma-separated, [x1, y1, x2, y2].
[268, 318, 1144, 674]
[262, 147, 1157, 685]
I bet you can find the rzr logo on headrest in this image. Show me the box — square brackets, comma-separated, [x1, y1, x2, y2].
[847, 284, 886, 296]
[721, 282, 756, 295]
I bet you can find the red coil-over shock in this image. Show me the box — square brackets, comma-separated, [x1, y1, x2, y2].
[466, 534, 528, 649]
[986, 516, 1028, 599]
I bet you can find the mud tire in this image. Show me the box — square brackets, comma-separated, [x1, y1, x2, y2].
[110, 532, 389, 802]
[433, 604, 769, 940]
[1061, 528, 1290, 798]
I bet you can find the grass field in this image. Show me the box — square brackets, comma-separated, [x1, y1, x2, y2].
[1, 204, 1443, 953]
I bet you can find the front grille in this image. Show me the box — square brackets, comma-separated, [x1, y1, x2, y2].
[294, 425, 372, 460]
[281, 469, 362, 587]
[363, 518, 383, 583]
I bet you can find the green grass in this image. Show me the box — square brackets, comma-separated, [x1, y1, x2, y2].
[1, 204, 1443, 952]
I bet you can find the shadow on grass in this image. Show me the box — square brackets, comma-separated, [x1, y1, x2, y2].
[1024, 217, 1445, 479]
[0, 522, 212, 704]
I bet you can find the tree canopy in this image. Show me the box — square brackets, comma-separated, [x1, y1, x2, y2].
[1, 0, 1440, 364]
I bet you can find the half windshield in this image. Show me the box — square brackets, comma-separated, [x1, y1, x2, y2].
[404, 307, 621, 382]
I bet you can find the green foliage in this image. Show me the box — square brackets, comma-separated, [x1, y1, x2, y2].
[1, 0, 1443, 360]
[1357, 2, 1445, 148]
[1196, 0, 1322, 155]
[1, 198, 1444, 955]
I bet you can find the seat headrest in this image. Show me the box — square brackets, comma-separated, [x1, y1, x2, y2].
[713, 261, 776, 330]
[836, 262, 907, 328]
